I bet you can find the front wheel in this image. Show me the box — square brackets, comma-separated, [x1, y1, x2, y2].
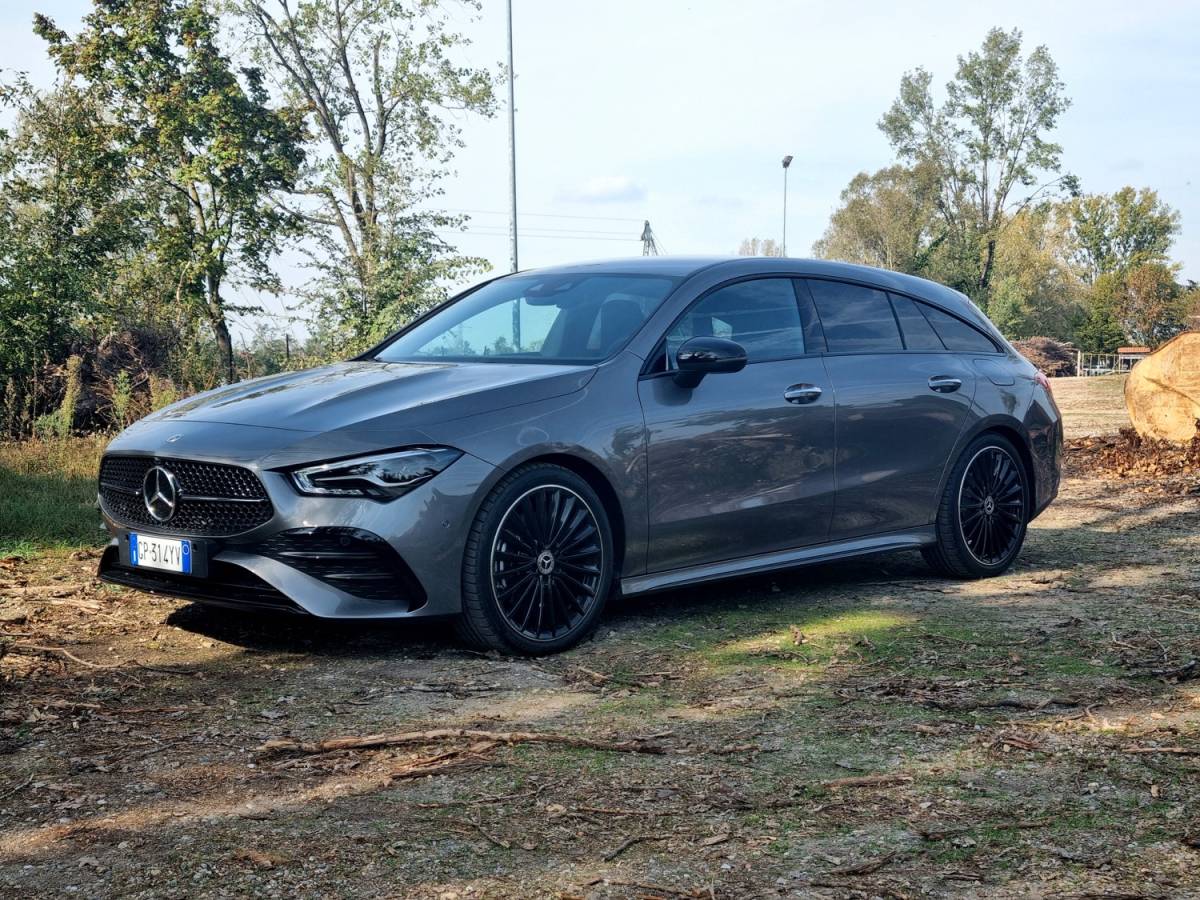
[922, 434, 1029, 579]
[457, 464, 614, 655]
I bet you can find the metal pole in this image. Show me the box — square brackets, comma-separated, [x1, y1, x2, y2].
[505, 0, 518, 273]
[782, 167, 788, 256]
[781, 155, 793, 257]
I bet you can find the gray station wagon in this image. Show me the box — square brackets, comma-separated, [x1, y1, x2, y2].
[98, 257, 1062, 654]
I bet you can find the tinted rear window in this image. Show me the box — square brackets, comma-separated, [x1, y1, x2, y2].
[918, 303, 998, 352]
[889, 294, 944, 351]
[806, 280, 902, 353]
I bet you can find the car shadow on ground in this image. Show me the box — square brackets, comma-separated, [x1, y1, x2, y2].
[161, 483, 1198, 658]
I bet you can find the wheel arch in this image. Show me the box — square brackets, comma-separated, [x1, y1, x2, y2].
[952, 419, 1038, 517]
[494, 451, 629, 579]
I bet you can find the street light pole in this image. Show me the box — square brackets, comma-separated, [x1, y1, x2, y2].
[505, 0, 518, 274]
[781, 155, 793, 257]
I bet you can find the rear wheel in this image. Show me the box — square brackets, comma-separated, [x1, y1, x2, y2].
[923, 434, 1028, 579]
[457, 464, 613, 655]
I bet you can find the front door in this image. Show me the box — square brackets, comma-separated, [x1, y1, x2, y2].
[638, 277, 836, 573]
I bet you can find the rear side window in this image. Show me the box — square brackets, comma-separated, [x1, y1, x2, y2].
[918, 303, 998, 352]
[889, 294, 943, 351]
[665, 277, 804, 364]
[806, 279, 902, 353]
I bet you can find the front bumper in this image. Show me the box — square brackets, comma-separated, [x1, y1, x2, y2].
[98, 451, 498, 619]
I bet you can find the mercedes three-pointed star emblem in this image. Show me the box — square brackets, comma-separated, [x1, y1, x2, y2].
[142, 465, 180, 523]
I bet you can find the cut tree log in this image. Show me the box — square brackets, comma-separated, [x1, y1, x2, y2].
[1125, 332, 1200, 442]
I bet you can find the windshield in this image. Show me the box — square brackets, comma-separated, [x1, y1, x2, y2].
[375, 273, 679, 364]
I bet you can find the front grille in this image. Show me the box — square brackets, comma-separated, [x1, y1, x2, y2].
[98, 547, 302, 613]
[255, 527, 427, 608]
[99, 455, 273, 537]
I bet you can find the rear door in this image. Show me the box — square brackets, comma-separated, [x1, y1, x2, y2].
[638, 277, 836, 573]
[801, 279, 977, 539]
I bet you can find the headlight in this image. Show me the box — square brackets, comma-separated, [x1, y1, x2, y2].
[289, 447, 462, 500]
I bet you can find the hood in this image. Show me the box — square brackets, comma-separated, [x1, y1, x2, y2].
[144, 360, 596, 434]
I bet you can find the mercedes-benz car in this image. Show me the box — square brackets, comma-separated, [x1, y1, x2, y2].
[98, 257, 1062, 654]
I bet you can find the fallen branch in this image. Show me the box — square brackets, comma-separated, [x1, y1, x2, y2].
[13, 643, 123, 669]
[257, 728, 667, 756]
[10, 643, 192, 678]
[824, 773, 913, 790]
[602, 834, 662, 861]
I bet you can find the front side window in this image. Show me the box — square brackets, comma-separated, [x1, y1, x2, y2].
[376, 274, 678, 364]
[664, 278, 805, 366]
[806, 279, 902, 353]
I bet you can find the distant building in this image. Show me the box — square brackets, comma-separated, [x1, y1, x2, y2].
[1117, 346, 1151, 370]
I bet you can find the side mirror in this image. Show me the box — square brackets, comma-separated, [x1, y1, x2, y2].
[673, 337, 747, 388]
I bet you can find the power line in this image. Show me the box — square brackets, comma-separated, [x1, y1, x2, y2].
[436, 230, 639, 243]
[444, 208, 644, 224]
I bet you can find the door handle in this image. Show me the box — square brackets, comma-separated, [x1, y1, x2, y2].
[784, 384, 822, 404]
[928, 375, 963, 393]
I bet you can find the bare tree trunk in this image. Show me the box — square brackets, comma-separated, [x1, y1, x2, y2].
[979, 238, 997, 295]
[205, 271, 234, 384]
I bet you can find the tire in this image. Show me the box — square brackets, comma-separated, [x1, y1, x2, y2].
[456, 463, 614, 655]
[922, 433, 1029, 579]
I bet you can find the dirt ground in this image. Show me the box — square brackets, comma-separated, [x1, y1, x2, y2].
[2, 384, 1199, 899]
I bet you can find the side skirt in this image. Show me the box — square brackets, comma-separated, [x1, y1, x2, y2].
[620, 527, 936, 597]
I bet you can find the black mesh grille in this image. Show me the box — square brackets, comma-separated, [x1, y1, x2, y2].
[254, 528, 426, 608]
[99, 547, 302, 613]
[99, 455, 273, 537]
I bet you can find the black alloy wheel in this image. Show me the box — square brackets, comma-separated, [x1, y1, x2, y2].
[958, 446, 1026, 566]
[458, 464, 614, 654]
[490, 485, 604, 641]
[923, 434, 1029, 579]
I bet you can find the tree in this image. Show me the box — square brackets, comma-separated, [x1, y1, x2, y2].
[737, 237, 784, 257]
[1116, 263, 1187, 347]
[1074, 273, 1126, 353]
[0, 79, 138, 410]
[879, 28, 1072, 306]
[811, 164, 942, 274]
[984, 205, 1081, 339]
[232, 0, 496, 351]
[37, 0, 305, 383]
[1058, 186, 1180, 283]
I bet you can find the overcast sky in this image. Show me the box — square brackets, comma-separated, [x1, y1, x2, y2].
[5, 0, 1199, 339]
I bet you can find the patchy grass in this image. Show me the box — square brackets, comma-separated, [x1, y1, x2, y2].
[1049, 374, 1129, 438]
[0, 436, 106, 556]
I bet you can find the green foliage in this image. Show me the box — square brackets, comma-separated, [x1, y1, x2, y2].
[148, 374, 179, 412]
[817, 29, 1192, 350]
[108, 370, 133, 430]
[234, 0, 497, 354]
[812, 164, 944, 274]
[1058, 187, 1180, 282]
[1115, 262, 1188, 347]
[0, 80, 139, 391]
[36, 0, 306, 383]
[878, 28, 1072, 304]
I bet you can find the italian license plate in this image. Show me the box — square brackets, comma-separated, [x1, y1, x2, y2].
[130, 534, 192, 574]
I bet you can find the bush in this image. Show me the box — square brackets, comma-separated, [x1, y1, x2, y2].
[1012, 337, 1077, 377]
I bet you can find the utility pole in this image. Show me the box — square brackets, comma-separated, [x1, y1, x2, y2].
[781, 155, 793, 257]
[640, 220, 660, 256]
[505, 0, 518, 274]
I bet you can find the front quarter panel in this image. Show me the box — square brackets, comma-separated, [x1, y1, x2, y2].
[420, 353, 650, 579]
